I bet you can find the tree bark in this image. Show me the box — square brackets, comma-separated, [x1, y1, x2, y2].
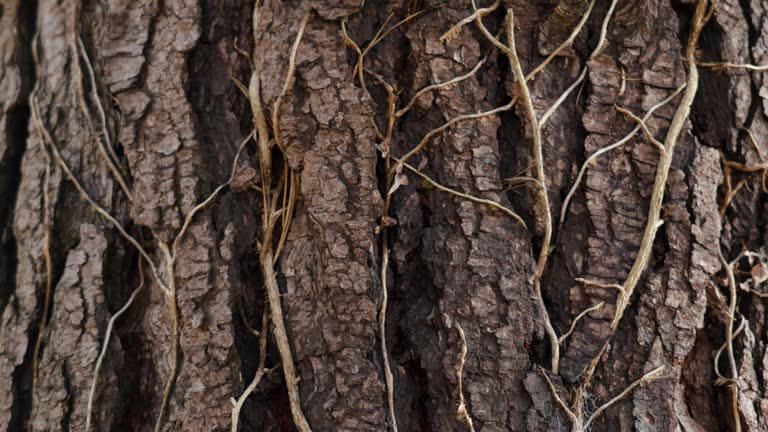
[2, 0, 768, 431]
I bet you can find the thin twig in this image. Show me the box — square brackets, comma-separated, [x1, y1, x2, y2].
[582, 366, 666, 430]
[539, 67, 587, 127]
[394, 99, 515, 171]
[575, 277, 626, 296]
[86, 258, 145, 431]
[454, 322, 476, 432]
[369, 71, 400, 432]
[393, 156, 527, 228]
[440, 0, 499, 43]
[538, 0, 618, 127]
[539, 367, 579, 425]
[171, 131, 254, 260]
[340, 18, 363, 72]
[720, 174, 746, 217]
[252, 6, 312, 430]
[395, 57, 486, 118]
[153, 130, 255, 428]
[231, 310, 270, 432]
[30, 96, 168, 295]
[70, 21, 131, 202]
[698, 61, 768, 72]
[717, 245, 742, 431]
[560, 83, 686, 225]
[351, 7, 436, 94]
[614, 105, 666, 154]
[272, 170, 297, 264]
[379, 243, 398, 432]
[722, 154, 768, 196]
[260, 246, 310, 431]
[504, 176, 542, 189]
[724, 161, 768, 173]
[77, 36, 133, 200]
[470, 0, 594, 86]
[153, 249, 180, 432]
[31, 28, 185, 431]
[527, 0, 596, 81]
[714, 315, 746, 382]
[559, 302, 604, 344]
[272, 12, 310, 152]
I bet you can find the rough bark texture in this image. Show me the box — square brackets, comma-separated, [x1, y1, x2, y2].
[2, 0, 768, 431]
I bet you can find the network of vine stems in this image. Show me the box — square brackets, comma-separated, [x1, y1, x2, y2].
[24, 0, 768, 431]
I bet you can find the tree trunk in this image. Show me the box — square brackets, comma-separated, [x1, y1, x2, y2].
[1, 0, 767, 431]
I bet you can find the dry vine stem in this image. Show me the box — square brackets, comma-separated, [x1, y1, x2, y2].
[357, 6, 556, 422]
[540, 365, 666, 432]
[363, 68, 400, 432]
[717, 246, 743, 432]
[560, 83, 687, 225]
[611, 0, 709, 329]
[454, 322, 476, 432]
[468, 0, 616, 374]
[371, 67, 399, 431]
[353, 13, 523, 427]
[394, 157, 527, 227]
[698, 61, 768, 72]
[249, 5, 311, 432]
[34, 87, 255, 430]
[350, 7, 436, 94]
[718, 128, 768, 216]
[359, 0, 643, 425]
[68, 3, 133, 201]
[503, 9, 561, 373]
[357, 4, 586, 414]
[31, 93, 172, 431]
[32, 24, 259, 428]
[714, 316, 746, 382]
[231, 310, 270, 432]
[538, 0, 618, 127]
[85, 258, 145, 431]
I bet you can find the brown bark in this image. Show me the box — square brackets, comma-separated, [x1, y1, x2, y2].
[2, 0, 768, 431]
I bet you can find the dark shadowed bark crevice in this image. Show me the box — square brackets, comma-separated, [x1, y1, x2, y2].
[0, 1, 36, 430]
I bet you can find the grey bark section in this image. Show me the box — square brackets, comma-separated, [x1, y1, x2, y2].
[30, 225, 118, 431]
[0, 0, 31, 315]
[95, 0, 252, 429]
[386, 2, 538, 430]
[0, 0, 33, 429]
[1, 0, 254, 430]
[259, 1, 389, 430]
[559, 0, 689, 381]
[551, 1, 714, 430]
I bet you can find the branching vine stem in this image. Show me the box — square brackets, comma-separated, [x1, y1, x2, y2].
[612, 0, 708, 329]
[560, 83, 686, 225]
[250, 5, 312, 431]
[35, 20, 259, 430]
[504, 9, 561, 373]
[231, 310, 270, 432]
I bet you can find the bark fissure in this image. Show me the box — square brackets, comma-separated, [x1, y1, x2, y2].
[1, 0, 37, 430]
